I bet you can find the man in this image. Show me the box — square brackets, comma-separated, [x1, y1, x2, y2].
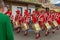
[21, 10, 30, 36]
[56, 12, 60, 25]
[24, 9, 30, 24]
[14, 10, 21, 33]
[38, 11, 45, 29]
[32, 11, 41, 39]
[0, 0, 14, 40]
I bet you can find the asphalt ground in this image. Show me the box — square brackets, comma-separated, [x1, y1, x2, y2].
[14, 29, 60, 40]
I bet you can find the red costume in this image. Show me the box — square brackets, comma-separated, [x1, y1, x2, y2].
[32, 11, 40, 39]
[4, 9, 14, 22]
[32, 15, 37, 23]
[38, 10, 46, 27]
[20, 10, 30, 36]
[24, 10, 30, 23]
[15, 10, 22, 21]
[48, 10, 55, 23]
[38, 13, 44, 26]
[5, 9, 12, 17]
[15, 10, 22, 33]
[21, 16, 26, 23]
[55, 12, 60, 25]
[31, 11, 38, 23]
[47, 13, 51, 23]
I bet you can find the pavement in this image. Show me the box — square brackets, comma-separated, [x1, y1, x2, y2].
[14, 29, 60, 40]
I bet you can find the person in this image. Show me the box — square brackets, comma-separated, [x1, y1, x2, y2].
[5, 9, 12, 17]
[0, 0, 14, 40]
[21, 10, 30, 36]
[38, 11, 45, 30]
[14, 10, 21, 33]
[56, 12, 60, 25]
[24, 9, 30, 24]
[31, 11, 41, 39]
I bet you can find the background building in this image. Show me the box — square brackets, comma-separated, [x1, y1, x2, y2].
[4, 0, 42, 16]
[4, 0, 60, 17]
[42, 0, 60, 12]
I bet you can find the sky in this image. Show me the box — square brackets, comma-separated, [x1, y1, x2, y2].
[50, 0, 60, 4]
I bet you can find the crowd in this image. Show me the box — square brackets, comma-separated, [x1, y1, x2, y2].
[5, 9, 60, 39]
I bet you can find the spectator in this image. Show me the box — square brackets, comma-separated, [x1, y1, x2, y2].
[0, 0, 14, 40]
